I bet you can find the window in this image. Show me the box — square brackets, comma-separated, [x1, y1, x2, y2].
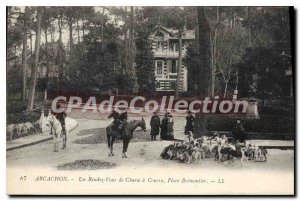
[171, 60, 177, 73]
[169, 41, 179, 52]
[156, 60, 163, 74]
[157, 41, 163, 51]
[170, 81, 176, 90]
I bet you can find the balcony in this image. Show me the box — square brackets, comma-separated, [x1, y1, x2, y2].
[153, 49, 187, 58]
[153, 50, 179, 58]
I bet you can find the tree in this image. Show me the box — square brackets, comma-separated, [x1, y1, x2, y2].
[21, 7, 29, 103]
[196, 7, 211, 96]
[217, 25, 247, 98]
[27, 7, 43, 111]
[135, 25, 155, 96]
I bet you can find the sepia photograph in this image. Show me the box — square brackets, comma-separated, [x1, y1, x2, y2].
[6, 5, 295, 195]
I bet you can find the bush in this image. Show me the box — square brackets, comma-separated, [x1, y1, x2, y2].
[259, 105, 294, 116]
[6, 111, 41, 125]
[200, 115, 294, 134]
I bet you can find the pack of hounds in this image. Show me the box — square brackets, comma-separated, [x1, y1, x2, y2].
[160, 133, 268, 165]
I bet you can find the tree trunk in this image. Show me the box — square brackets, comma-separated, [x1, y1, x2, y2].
[175, 35, 182, 98]
[69, 20, 73, 53]
[77, 20, 80, 43]
[129, 7, 136, 81]
[58, 18, 62, 43]
[223, 81, 228, 98]
[197, 7, 211, 96]
[27, 7, 42, 111]
[247, 7, 252, 47]
[82, 19, 85, 37]
[29, 31, 33, 55]
[101, 6, 105, 44]
[21, 6, 28, 104]
[124, 6, 128, 76]
[235, 67, 239, 90]
[211, 7, 219, 97]
[45, 28, 49, 100]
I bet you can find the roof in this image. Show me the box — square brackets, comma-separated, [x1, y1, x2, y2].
[150, 25, 195, 40]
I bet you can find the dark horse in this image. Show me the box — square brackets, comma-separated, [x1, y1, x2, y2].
[106, 118, 146, 158]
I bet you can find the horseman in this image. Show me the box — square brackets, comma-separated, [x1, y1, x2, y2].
[52, 104, 67, 135]
[118, 106, 128, 136]
[108, 106, 128, 137]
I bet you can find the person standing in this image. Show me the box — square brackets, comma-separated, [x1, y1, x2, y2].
[167, 113, 174, 140]
[150, 112, 160, 141]
[184, 110, 195, 135]
[232, 120, 246, 143]
[160, 112, 169, 140]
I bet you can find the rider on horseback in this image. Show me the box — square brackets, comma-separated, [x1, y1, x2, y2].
[108, 106, 128, 138]
[52, 104, 67, 135]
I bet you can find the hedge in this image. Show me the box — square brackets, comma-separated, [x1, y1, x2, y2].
[198, 115, 294, 134]
[6, 111, 41, 125]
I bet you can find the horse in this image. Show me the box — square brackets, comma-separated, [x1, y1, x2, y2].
[45, 113, 67, 152]
[106, 118, 146, 158]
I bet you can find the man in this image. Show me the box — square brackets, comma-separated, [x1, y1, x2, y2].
[108, 109, 120, 123]
[160, 112, 169, 140]
[150, 112, 160, 141]
[166, 113, 174, 140]
[52, 104, 67, 134]
[108, 109, 120, 131]
[185, 110, 195, 135]
[118, 106, 128, 136]
[232, 120, 246, 143]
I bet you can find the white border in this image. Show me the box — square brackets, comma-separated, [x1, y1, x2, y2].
[1, 1, 299, 200]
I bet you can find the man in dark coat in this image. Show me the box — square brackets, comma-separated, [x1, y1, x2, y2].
[150, 112, 160, 141]
[108, 109, 120, 131]
[52, 104, 67, 134]
[160, 112, 169, 140]
[184, 110, 195, 135]
[118, 107, 128, 137]
[166, 113, 174, 140]
[232, 120, 246, 143]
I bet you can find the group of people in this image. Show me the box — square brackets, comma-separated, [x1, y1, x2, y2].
[150, 110, 247, 143]
[150, 112, 175, 141]
[150, 111, 195, 141]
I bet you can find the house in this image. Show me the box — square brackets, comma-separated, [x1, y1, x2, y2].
[149, 25, 195, 92]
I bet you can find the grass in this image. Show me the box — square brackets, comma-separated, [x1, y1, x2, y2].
[57, 159, 117, 170]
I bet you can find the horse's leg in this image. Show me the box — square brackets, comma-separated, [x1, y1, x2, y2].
[53, 134, 58, 152]
[107, 134, 112, 157]
[62, 127, 66, 149]
[107, 134, 111, 148]
[124, 139, 130, 158]
[111, 137, 115, 156]
[122, 139, 126, 158]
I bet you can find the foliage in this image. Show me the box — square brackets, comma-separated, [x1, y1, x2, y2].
[135, 25, 155, 95]
[198, 115, 294, 134]
[237, 47, 290, 99]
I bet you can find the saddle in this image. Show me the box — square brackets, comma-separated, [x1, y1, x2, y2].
[110, 121, 124, 139]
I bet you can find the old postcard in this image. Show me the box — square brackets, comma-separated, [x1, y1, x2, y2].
[6, 6, 295, 195]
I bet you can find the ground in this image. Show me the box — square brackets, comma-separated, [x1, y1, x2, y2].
[6, 114, 295, 195]
[7, 115, 294, 171]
